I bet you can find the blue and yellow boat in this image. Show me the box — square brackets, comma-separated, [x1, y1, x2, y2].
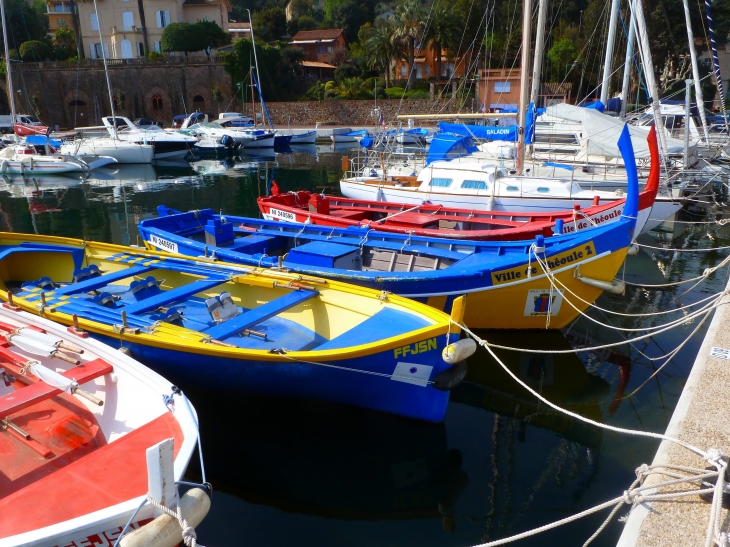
[0, 234, 470, 422]
[138, 127, 640, 330]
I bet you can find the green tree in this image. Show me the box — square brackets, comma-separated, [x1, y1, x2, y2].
[53, 27, 76, 60]
[424, 4, 461, 80]
[392, 0, 425, 91]
[161, 21, 230, 54]
[19, 40, 51, 61]
[547, 38, 577, 80]
[161, 23, 206, 53]
[252, 6, 286, 41]
[1, 0, 49, 52]
[197, 20, 231, 53]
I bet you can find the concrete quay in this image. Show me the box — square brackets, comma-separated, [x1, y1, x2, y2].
[617, 278, 730, 546]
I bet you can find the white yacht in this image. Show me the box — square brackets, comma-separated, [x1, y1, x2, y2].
[60, 136, 154, 164]
[101, 117, 197, 159]
[340, 157, 683, 234]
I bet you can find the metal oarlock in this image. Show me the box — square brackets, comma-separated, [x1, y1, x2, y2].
[67, 314, 90, 338]
[3, 291, 20, 312]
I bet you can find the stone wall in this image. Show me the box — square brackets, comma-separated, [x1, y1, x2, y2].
[4, 60, 234, 129]
[2, 62, 469, 128]
[264, 99, 465, 126]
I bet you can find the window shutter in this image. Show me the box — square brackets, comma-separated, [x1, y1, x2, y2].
[165, 11, 171, 25]
[154, 41, 161, 53]
[156, 11, 162, 28]
[103, 43, 109, 58]
[90, 13, 98, 31]
[89, 43, 96, 59]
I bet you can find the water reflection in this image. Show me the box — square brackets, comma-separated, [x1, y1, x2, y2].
[0, 149, 724, 546]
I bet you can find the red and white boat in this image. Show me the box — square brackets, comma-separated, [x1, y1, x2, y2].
[0, 306, 200, 547]
[258, 131, 663, 240]
[14, 115, 48, 137]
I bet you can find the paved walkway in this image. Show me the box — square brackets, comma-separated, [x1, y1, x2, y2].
[618, 279, 730, 546]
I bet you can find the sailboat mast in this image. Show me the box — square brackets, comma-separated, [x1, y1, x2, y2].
[599, 0, 620, 106]
[682, 0, 710, 142]
[92, 0, 117, 135]
[530, 0, 547, 105]
[619, 14, 636, 119]
[0, 0, 16, 124]
[516, 0, 532, 175]
[247, 9, 266, 127]
[629, 0, 669, 159]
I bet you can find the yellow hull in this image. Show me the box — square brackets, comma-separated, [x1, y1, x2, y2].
[428, 248, 628, 329]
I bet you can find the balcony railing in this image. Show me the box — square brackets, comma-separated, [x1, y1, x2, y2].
[16, 55, 226, 70]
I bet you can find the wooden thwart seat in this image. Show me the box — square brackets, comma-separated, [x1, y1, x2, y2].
[0, 357, 113, 420]
[204, 289, 318, 340]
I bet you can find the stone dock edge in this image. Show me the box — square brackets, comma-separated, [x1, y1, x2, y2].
[617, 275, 730, 546]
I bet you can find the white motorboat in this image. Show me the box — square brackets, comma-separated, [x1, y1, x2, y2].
[60, 136, 154, 164]
[289, 129, 317, 144]
[0, 305, 201, 547]
[0, 143, 93, 175]
[102, 117, 197, 159]
[182, 121, 251, 148]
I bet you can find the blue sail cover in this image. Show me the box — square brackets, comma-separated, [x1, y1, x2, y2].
[438, 122, 517, 141]
[25, 135, 62, 148]
[437, 102, 538, 143]
[583, 100, 606, 112]
[425, 133, 478, 165]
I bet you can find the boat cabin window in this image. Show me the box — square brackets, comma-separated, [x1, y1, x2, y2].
[20, 116, 42, 125]
[536, 187, 550, 193]
[461, 180, 488, 190]
[533, 134, 579, 145]
[506, 185, 519, 191]
[108, 117, 129, 129]
[430, 178, 452, 187]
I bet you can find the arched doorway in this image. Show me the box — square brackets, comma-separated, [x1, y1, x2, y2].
[69, 99, 88, 128]
[192, 95, 205, 112]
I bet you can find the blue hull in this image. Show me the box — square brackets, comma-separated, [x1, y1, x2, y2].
[90, 331, 454, 422]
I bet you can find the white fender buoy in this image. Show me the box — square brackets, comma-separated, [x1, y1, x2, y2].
[442, 338, 477, 364]
[627, 243, 640, 256]
[2, 160, 8, 174]
[577, 276, 625, 295]
[119, 488, 211, 547]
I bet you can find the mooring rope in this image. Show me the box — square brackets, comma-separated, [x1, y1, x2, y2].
[453, 321, 730, 547]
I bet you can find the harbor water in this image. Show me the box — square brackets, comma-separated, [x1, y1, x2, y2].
[4, 146, 728, 546]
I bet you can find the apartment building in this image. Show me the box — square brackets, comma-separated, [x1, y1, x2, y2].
[66, 0, 230, 59]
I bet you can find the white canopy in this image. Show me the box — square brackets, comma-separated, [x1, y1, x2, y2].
[545, 103, 691, 159]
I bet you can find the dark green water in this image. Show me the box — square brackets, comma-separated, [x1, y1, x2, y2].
[3, 149, 727, 546]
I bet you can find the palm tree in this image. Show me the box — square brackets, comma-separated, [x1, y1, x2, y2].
[365, 22, 398, 88]
[137, 0, 149, 55]
[424, 4, 461, 80]
[392, 0, 425, 91]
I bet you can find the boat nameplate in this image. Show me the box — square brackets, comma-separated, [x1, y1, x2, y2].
[149, 234, 179, 254]
[391, 362, 433, 387]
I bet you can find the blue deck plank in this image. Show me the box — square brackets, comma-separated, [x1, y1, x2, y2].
[122, 278, 228, 315]
[204, 289, 318, 340]
[52, 265, 158, 296]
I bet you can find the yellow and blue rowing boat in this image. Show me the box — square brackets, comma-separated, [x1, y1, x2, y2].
[0, 233, 471, 422]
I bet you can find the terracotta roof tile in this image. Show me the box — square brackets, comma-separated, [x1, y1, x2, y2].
[291, 29, 344, 42]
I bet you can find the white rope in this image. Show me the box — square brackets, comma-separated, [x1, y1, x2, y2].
[457, 322, 730, 547]
[146, 495, 203, 547]
[637, 241, 730, 252]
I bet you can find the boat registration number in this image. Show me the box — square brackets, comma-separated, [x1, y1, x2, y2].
[269, 208, 297, 221]
[150, 234, 179, 254]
